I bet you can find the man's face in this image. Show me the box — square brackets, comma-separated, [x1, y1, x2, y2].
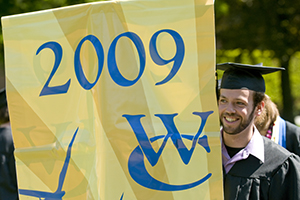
[218, 89, 256, 135]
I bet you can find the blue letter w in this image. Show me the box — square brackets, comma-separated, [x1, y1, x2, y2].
[122, 111, 213, 167]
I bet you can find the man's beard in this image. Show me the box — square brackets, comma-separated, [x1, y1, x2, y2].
[221, 108, 256, 135]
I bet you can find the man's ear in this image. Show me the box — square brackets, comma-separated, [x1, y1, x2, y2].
[256, 101, 265, 116]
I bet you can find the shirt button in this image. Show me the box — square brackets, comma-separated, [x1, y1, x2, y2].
[242, 150, 249, 158]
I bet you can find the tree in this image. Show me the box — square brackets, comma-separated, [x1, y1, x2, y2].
[215, 0, 300, 123]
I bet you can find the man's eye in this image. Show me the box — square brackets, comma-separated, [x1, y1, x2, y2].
[220, 99, 227, 103]
[236, 102, 245, 106]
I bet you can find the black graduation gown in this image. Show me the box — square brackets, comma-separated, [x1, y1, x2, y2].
[223, 137, 300, 200]
[285, 121, 300, 157]
[0, 126, 19, 200]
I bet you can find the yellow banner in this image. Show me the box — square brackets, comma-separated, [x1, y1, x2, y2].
[2, 0, 223, 199]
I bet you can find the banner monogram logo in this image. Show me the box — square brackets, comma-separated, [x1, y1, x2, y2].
[124, 111, 214, 191]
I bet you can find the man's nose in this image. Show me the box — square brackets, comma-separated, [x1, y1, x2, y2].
[225, 103, 236, 114]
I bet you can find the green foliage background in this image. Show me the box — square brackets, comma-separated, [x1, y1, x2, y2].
[215, 0, 300, 122]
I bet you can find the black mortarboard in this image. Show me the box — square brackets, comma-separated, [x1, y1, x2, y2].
[217, 62, 285, 93]
[0, 88, 7, 108]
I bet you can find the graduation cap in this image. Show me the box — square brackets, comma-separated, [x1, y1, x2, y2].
[217, 62, 285, 93]
[0, 88, 7, 109]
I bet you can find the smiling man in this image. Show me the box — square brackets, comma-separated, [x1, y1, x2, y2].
[217, 63, 300, 200]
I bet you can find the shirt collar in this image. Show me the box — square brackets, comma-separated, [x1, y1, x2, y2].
[221, 126, 264, 173]
[246, 126, 265, 162]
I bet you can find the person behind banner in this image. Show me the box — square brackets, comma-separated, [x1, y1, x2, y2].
[0, 88, 19, 199]
[217, 62, 300, 200]
[255, 94, 300, 156]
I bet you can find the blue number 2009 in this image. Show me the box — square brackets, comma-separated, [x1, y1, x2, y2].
[74, 35, 104, 90]
[38, 42, 71, 96]
[150, 29, 185, 86]
[108, 32, 146, 87]
[38, 29, 185, 97]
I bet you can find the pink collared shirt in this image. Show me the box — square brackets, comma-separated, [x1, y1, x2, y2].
[221, 126, 265, 174]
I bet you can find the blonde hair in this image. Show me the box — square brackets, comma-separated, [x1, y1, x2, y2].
[255, 95, 279, 135]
